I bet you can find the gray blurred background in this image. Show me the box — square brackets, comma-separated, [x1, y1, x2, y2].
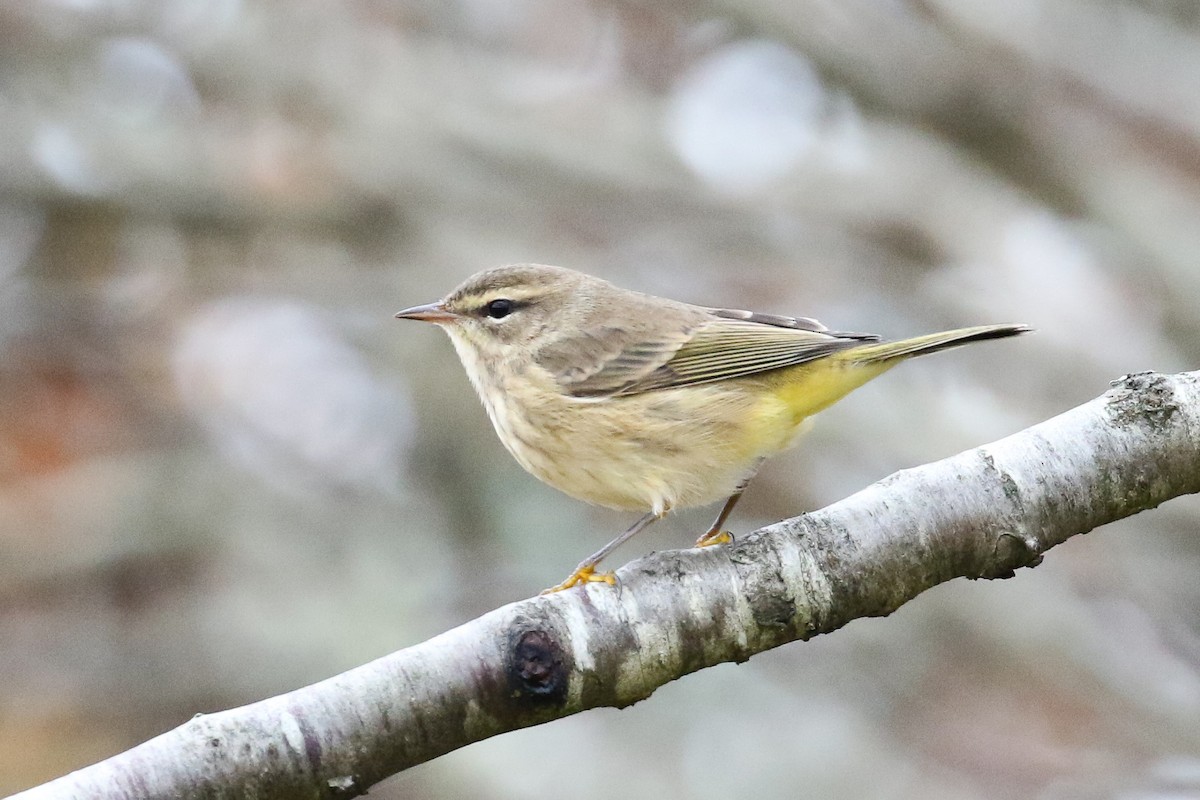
[1, 1, 1198, 798]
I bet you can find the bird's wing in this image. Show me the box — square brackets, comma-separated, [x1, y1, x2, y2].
[542, 309, 880, 398]
[535, 323, 694, 397]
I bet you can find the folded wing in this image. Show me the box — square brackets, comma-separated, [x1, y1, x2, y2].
[544, 307, 879, 398]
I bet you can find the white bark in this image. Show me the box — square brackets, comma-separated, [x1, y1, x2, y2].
[10, 371, 1200, 800]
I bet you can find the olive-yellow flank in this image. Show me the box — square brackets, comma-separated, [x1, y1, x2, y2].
[396, 264, 1029, 593]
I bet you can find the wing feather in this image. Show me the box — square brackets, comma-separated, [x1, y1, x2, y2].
[542, 307, 880, 398]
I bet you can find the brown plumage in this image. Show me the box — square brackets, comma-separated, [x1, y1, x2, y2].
[397, 264, 1030, 592]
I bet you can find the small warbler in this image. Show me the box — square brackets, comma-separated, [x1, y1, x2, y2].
[396, 264, 1028, 593]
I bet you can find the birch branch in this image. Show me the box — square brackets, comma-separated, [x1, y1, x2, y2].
[11, 370, 1200, 800]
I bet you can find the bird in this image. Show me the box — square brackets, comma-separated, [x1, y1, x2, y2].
[396, 264, 1029, 593]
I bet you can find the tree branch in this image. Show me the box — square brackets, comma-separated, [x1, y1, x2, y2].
[11, 371, 1200, 800]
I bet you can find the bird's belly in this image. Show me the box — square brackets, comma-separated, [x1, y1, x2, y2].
[490, 383, 800, 514]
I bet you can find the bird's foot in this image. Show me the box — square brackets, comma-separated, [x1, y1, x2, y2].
[694, 529, 734, 548]
[540, 564, 617, 594]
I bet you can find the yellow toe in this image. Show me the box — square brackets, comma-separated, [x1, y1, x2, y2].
[540, 564, 617, 594]
[695, 530, 734, 548]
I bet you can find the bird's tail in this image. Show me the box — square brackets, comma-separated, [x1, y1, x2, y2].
[841, 324, 1031, 364]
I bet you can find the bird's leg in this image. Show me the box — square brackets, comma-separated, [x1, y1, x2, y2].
[695, 461, 763, 547]
[541, 510, 664, 594]
[693, 492, 742, 547]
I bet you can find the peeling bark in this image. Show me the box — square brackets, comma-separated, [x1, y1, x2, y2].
[11, 371, 1200, 800]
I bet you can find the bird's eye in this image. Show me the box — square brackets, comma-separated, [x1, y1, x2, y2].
[485, 298, 514, 319]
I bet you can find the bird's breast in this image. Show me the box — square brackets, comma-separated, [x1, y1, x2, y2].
[461, 355, 806, 514]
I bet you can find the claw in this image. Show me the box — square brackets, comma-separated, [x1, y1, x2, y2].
[694, 529, 734, 548]
[540, 564, 617, 594]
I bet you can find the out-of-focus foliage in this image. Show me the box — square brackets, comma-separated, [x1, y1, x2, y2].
[1, 1, 1198, 797]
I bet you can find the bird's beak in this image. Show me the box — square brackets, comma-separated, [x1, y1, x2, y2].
[394, 302, 460, 323]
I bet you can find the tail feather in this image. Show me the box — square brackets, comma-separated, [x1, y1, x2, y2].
[842, 324, 1031, 364]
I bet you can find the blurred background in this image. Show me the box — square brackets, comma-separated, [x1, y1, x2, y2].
[1, 1, 1198, 798]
